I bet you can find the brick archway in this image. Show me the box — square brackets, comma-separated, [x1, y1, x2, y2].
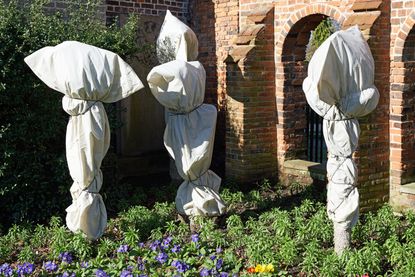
[390, 11, 415, 203]
[392, 11, 415, 62]
[275, 4, 346, 180]
[275, 3, 346, 60]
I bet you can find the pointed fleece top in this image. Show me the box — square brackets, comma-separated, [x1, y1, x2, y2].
[156, 10, 199, 63]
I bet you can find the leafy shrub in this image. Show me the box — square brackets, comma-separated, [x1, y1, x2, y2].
[0, 0, 141, 231]
[305, 18, 338, 61]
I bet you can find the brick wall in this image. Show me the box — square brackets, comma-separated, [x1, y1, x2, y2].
[225, 7, 278, 183]
[390, 0, 415, 211]
[189, 0, 239, 176]
[48, 0, 188, 19]
[107, 0, 188, 20]
[191, 0, 391, 212]
[356, 0, 390, 212]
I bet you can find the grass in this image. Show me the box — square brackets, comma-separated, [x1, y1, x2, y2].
[0, 179, 415, 276]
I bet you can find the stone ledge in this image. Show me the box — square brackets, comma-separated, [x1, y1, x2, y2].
[351, 0, 382, 11]
[283, 159, 326, 181]
[343, 11, 381, 27]
[225, 45, 255, 63]
[225, 6, 272, 64]
[245, 5, 274, 24]
[400, 182, 415, 195]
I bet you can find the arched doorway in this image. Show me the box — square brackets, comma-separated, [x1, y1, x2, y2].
[400, 27, 415, 184]
[389, 10, 415, 210]
[278, 14, 339, 164]
[391, 27, 415, 186]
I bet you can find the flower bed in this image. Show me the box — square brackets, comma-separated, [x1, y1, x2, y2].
[0, 182, 414, 276]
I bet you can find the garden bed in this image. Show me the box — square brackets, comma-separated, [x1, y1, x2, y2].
[0, 180, 414, 276]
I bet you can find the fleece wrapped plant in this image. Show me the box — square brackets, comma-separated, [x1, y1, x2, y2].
[0, 0, 141, 231]
[147, 11, 226, 218]
[24, 41, 144, 240]
[303, 26, 379, 254]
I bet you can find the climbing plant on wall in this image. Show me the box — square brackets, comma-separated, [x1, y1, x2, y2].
[306, 18, 338, 62]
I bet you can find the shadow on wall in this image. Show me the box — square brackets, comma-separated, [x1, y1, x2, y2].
[225, 32, 278, 184]
[188, 1, 225, 177]
[395, 27, 415, 184]
[357, 5, 390, 211]
[115, 14, 170, 181]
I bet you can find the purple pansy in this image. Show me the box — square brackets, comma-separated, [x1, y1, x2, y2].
[200, 268, 211, 276]
[117, 244, 129, 253]
[216, 258, 223, 270]
[155, 252, 168, 264]
[137, 257, 146, 271]
[59, 252, 73, 264]
[120, 270, 133, 277]
[95, 269, 110, 277]
[150, 240, 160, 251]
[0, 263, 13, 277]
[191, 234, 199, 243]
[163, 236, 173, 246]
[171, 260, 189, 273]
[171, 244, 181, 253]
[220, 273, 229, 277]
[43, 261, 58, 272]
[16, 262, 35, 276]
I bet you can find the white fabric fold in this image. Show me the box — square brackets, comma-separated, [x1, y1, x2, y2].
[148, 61, 226, 217]
[147, 60, 205, 112]
[149, 13, 226, 216]
[176, 170, 226, 216]
[303, 26, 379, 229]
[25, 41, 144, 239]
[164, 104, 217, 180]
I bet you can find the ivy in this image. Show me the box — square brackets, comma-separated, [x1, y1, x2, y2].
[305, 18, 337, 62]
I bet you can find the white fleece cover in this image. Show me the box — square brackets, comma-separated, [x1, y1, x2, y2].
[25, 41, 144, 239]
[149, 11, 225, 216]
[156, 10, 198, 63]
[303, 26, 379, 229]
[148, 60, 225, 216]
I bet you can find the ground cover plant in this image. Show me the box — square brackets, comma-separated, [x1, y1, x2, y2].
[0, 180, 414, 276]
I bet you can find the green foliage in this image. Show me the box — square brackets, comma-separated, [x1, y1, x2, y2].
[300, 239, 325, 275]
[0, 184, 414, 276]
[0, 0, 141, 231]
[117, 202, 175, 242]
[306, 18, 337, 61]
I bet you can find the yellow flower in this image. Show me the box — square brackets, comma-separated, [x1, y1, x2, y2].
[265, 263, 274, 272]
[254, 264, 274, 273]
[255, 264, 265, 272]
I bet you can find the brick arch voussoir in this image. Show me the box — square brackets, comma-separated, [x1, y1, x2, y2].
[275, 3, 346, 61]
[392, 11, 415, 62]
